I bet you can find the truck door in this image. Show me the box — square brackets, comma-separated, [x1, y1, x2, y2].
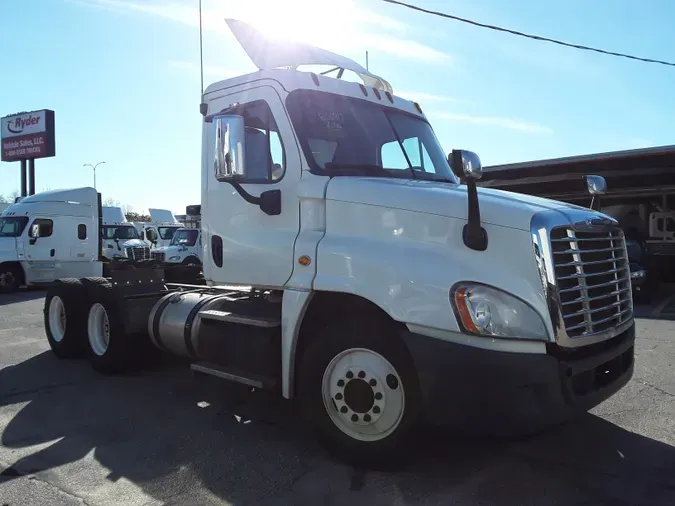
[205, 85, 301, 287]
[24, 217, 58, 283]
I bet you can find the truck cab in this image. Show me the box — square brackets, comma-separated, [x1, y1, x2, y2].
[42, 19, 636, 468]
[0, 188, 101, 292]
[101, 206, 151, 261]
[135, 208, 184, 249]
[150, 227, 201, 266]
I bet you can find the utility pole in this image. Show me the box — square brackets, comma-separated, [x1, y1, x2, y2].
[366, 51, 369, 71]
[83, 161, 106, 189]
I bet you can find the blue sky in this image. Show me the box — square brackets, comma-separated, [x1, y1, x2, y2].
[1, 0, 673, 214]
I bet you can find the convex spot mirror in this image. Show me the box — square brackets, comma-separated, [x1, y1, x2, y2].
[584, 175, 607, 195]
[448, 150, 483, 181]
[213, 114, 247, 181]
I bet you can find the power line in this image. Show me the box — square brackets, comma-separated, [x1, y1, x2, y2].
[381, 0, 675, 68]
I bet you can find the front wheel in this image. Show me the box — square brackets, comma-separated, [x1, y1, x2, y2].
[298, 318, 421, 469]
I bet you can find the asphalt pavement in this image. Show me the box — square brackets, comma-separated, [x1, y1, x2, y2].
[1, 291, 675, 505]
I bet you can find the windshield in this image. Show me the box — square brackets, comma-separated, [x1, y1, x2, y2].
[170, 229, 199, 247]
[0, 216, 29, 238]
[158, 226, 181, 241]
[286, 89, 457, 182]
[102, 225, 139, 240]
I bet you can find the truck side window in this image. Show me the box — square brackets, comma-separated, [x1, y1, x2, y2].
[225, 100, 286, 182]
[31, 219, 53, 238]
[78, 224, 87, 240]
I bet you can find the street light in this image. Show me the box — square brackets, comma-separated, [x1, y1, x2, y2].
[83, 161, 106, 189]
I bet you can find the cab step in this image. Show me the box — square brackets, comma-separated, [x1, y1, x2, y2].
[198, 309, 280, 328]
[191, 362, 277, 390]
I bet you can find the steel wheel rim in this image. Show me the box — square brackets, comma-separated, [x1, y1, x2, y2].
[48, 296, 67, 342]
[0, 271, 15, 289]
[321, 347, 405, 442]
[88, 303, 110, 356]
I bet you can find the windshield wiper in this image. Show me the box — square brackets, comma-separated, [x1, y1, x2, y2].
[324, 163, 389, 178]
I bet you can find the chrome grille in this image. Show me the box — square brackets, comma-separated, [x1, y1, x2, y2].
[550, 226, 632, 338]
[125, 246, 151, 260]
[151, 251, 165, 262]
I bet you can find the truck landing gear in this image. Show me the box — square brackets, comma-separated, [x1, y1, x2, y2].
[298, 318, 421, 469]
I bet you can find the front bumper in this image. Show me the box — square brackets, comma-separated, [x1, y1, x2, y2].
[401, 323, 635, 437]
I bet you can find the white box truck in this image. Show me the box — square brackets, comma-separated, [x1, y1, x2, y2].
[41, 19, 635, 467]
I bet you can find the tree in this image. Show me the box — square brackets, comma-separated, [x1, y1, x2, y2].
[103, 197, 120, 208]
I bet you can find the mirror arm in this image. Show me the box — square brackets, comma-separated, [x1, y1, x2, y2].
[452, 150, 488, 251]
[229, 182, 282, 216]
[463, 178, 488, 251]
[230, 181, 261, 206]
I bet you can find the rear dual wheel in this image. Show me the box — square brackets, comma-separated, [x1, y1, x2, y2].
[45, 279, 89, 358]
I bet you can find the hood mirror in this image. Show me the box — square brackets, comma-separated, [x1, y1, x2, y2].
[583, 175, 607, 211]
[450, 150, 487, 251]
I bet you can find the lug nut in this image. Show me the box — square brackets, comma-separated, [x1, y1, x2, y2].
[369, 379, 377, 387]
[386, 374, 399, 390]
[364, 414, 371, 422]
[346, 371, 354, 379]
[351, 414, 359, 422]
[337, 379, 345, 387]
[374, 392, 383, 400]
[372, 406, 381, 414]
[335, 393, 343, 400]
[340, 406, 348, 413]
[358, 370, 366, 379]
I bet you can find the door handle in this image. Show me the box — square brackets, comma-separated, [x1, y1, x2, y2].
[50, 249, 55, 257]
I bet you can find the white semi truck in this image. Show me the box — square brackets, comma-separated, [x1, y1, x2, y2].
[41, 19, 635, 467]
[150, 227, 202, 266]
[134, 208, 184, 249]
[0, 188, 102, 291]
[101, 206, 151, 261]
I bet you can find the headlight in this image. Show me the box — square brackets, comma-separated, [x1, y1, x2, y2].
[630, 270, 646, 279]
[169, 255, 181, 261]
[451, 283, 549, 340]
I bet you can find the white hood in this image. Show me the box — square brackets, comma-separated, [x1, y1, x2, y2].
[325, 178, 591, 231]
[121, 239, 148, 248]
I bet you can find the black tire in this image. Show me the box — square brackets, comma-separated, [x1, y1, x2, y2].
[0, 263, 22, 294]
[44, 278, 87, 358]
[297, 316, 422, 469]
[85, 282, 135, 374]
[181, 256, 201, 266]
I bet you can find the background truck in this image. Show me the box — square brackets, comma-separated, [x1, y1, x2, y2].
[150, 227, 202, 266]
[134, 208, 184, 249]
[0, 188, 101, 292]
[41, 19, 636, 468]
[100, 206, 152, 261]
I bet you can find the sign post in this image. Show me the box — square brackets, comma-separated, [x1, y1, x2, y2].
[1, 109, 56, 196]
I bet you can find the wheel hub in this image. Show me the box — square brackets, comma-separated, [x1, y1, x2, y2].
[330, 366, 387, 427]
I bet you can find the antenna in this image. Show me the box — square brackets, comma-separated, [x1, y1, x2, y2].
[199, 0, 204, 100]
[366, 50, 369, 71]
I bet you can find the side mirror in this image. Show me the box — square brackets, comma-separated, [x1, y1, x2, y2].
[449, 150, 483, 181]
[186, 204, 201, 216]
[583, 175, 607, 211]
[584, 175, 607, 195]
[213, 115, 246, 181]
[450, 149, 487, 251]
[29, 224, 40, 239]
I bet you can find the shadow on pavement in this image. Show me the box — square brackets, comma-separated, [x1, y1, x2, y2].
[0, 288, 46, 306]
[1, 351, 675, 505]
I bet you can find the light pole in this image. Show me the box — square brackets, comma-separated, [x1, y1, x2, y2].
[83, 161, 106, 189]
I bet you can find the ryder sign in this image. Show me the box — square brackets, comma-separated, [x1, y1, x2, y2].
[1, 109, 55, 162]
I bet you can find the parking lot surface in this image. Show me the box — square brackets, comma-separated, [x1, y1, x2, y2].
[1, 291, 675, 506]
